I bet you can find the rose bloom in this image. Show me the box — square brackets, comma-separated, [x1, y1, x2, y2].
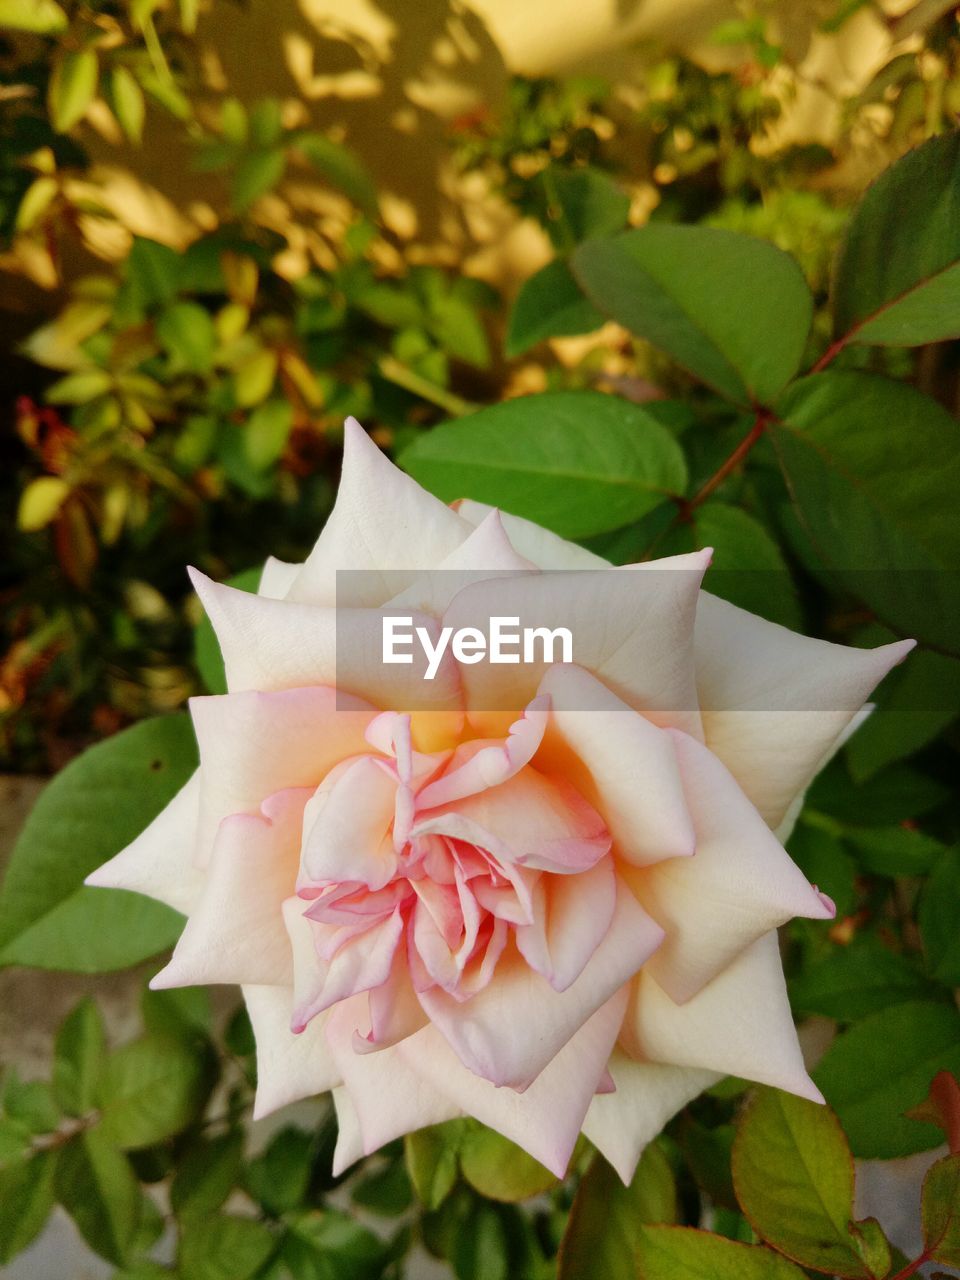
[88, 418, 911, 1181]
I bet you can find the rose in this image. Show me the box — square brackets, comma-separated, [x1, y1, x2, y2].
[87, 417, 911, 1182]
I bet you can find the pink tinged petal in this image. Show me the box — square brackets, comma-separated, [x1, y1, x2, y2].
[363, 711, 447, 849]
[695, 592, 914, 829]
[299, 756, 399, 891]
[325, 999, 464, 1174]
[416, 695, 550, 809]
[628, 730, 834, 1005]
[284, 897, 404, 1032]
[581, 1051, 719, 1184]
[455, 500, 608, 571]
[417, 878, 663, 1089]
[442, 555, 708, 737]
[151, 788, 310, 991]
[189, 569, 464, 719]
[401, 987, 630, 1178]
[189, 686, 375, 865]
[258, 556, 302, 600]
[538, 664, 695, 867]
[243, 983, 340, 1121]
[623, 930, 823, 1103]
[358, 947, 428, 1053]
[286, 416, 472, 607]
[85, 771, 203, 914]
[414, 768, 611, 875]
[516, 858, 617, 992]
[386, 509, 537, 615]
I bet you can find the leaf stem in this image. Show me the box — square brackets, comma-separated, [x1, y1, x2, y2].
[687, 410, 770, 512]
[377, 355, 476, 418]
[888, 1250, 932, 1280]
[810, 335, 847, 373]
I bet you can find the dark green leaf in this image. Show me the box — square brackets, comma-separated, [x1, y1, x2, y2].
[805, 758, 950, 825]
[0, 715, 195, 971]
[56, 1129, 140, 1266]
[141, 984, 211, 1041]
[0, 1150, 57, 1264]
[573, 225, 813, 404]
[459, 1121, 557, 1202]
[3, 1073, 59, 1133]
[452, 1201, 510, 1280]
[281, 1209, 386, 1280]
[400, 390, 687, 539]
[833, 131, 960, 346]
[732, 1087, 871, 1277]
[179, 1215, 277, 1280]
[558, 1142, 677, 1280]
[845, 825, 948, 877]
[171, 1132, 244, 1223]
[54, 999, 107, 1116]
[350, 1155, 413, 1215]
[633, 1225, 808, 1279]
[245, 1126, 313, 1216]
[790, 935, 929, 1020]
[194, 567, 261, 695]
[537, 167, 630, 250]
[506, 258, 605, 357]
[814, 1001, 960, 1157]
[97, 1033, 211, 1149]
[773, 371, 960, 655]
[124, 238, 182, 313]
[787, 823, 857, 918]
[845, 647, 960, 780]
[922, 1153, 960, 1267]
[919, 848, 960, 986]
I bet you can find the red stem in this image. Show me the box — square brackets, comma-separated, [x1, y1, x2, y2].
[686, 411, 769, 512]
[810, 334, 847, 373]
[888, 1249, 932, 1280]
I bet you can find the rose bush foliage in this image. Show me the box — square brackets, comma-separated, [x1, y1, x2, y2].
[87, 417, 909, 1180]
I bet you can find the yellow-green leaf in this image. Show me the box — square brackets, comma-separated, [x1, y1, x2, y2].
[48, 48, 99, 133]
[0, 0, 67, 34]
[18, 477, 70, 531]
[108, 66, 145, 144]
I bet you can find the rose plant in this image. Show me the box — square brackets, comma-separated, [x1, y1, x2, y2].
[86, 415, 909, 1182]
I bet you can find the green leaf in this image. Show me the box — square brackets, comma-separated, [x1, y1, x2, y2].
[3, 1072, 59, 1133]
[573, 225, 813, 405]
[282, 1209, 387, 1280]
[156, 301, 217, 374]
[108, 66, 146, 144]
[56, 1129, 140, 1266]
[732, 1087, 872, 1277]
[244, 399, 293, 471]
[46, 368, 114, 403]
[633, 1225, 807, 1279]
[833, 131, 960, 346]
[0, 0, 68, 33]
[194, 566, 261, 694]
[845, 647, 960, 780]
[845, 825, 947, 877]
[141, 983, 211, 1041]
[506, 259, 605, 357]
[0, 1149, 57, 1264]
[233, 347, 278, 407]
[49, 48, 99, 133]
[429, 294, 490, 368]
[452, 1201, 510, 1280]
[179, 1215, 277, 1280]
[124, 238, 182, 313]
[171, 1132, 244, 1224]
[232, 149, 286, 211]
[813, 1001, 960, 1158]
[400, 390, 687, 539]
[922, 1153, 960, 1267]
[538, 167, 630, 250]
[246, 1127, 313, 1216]
[773, 371, 960, 655]
[459, 1122, 557, 1202]
[294, 133, 379, 217]
[558, 1143, 676, 1280]
[97, 1033, 211, 1149]
[663, 501, 801, 630]
[790, 935, 929, 1020]
[405, 1120, 464, 1210]
[0, 715, 195, 971]
[919, 848, 960, 986]
[787, 823, 857, 917]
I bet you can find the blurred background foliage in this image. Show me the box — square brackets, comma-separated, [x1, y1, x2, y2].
[4, 0, 960, 770]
